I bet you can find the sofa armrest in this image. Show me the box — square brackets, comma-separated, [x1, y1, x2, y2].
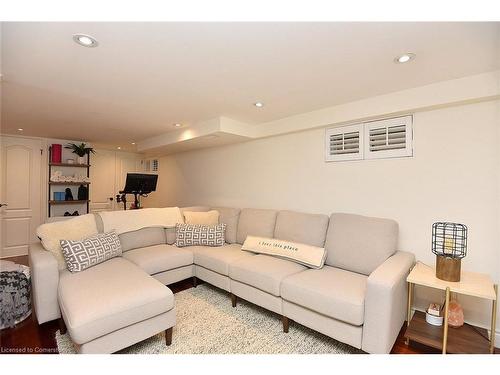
[361, 251, 415, 354]
[29, 242, 61, 324]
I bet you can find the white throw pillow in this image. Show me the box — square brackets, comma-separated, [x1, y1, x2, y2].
[183, 210, 219, 225]
[242, 236, 327, 269]
[36, 214, 98, 270]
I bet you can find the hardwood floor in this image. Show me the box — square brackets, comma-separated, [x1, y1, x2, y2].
[1, 255, 496, 354]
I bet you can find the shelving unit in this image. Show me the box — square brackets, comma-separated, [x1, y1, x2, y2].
[404, 262, 497, 354]
[48, 146, 91, 217]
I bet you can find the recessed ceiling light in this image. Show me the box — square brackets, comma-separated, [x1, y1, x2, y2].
[17, 128, 23, 131]
[131, 142, 136, 145]
[173, 123, 182, 128]
[254, 102, 264, 108]
[117, 146, 121, 150]
[394, 53, 415, 64]
[73, 34, 99, 48]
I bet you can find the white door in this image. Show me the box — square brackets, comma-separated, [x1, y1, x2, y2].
[89, 149, 117, 212]
[90, 150, 138, 212]
[0, 136, 43, 258]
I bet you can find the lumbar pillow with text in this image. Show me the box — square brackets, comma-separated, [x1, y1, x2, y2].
[175, 223, 226, 247]
[242, 236, 327, 269]
[60, 231, 122, 273]
[183, 210, 220, 225]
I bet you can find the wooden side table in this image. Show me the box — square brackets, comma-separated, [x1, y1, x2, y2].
[404, 261, 497, 354]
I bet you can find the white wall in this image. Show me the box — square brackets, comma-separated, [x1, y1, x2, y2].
[146, 99, 500, 335]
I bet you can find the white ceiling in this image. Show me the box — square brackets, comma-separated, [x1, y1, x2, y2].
[1, 22, 499, 148]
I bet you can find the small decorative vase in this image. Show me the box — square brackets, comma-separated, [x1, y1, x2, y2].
[448, 300, 464, 328]
[77, 156, 86, 164]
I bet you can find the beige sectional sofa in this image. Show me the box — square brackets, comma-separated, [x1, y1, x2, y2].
[29, 206, 415, 354]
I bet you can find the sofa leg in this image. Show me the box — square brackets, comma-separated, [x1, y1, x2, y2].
[230, 293, 237, 308]
[282, 316, 290, 333]
[192, 276, 198, 288]
[165, 327, 173, 346]
[59, 318, 67, 335]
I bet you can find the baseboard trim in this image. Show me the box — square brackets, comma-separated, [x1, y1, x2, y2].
[1, 247, 28, 259]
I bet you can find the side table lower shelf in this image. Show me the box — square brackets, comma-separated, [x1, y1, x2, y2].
[404, 311, 491, 354]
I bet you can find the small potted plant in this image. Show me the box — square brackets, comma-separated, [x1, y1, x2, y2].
[65, 143, 95, 164]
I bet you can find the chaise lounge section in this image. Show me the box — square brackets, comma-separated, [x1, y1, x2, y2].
[29, 205, 415, 354]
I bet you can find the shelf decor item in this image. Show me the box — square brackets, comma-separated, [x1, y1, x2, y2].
[64, 142, 95, 164]
[51, 144, 62, 163]
[448, 299, 464, 328]
[432, 222, 467, 282]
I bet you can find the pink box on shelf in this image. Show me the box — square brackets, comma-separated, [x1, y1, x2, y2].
[51, 144, 62, 163]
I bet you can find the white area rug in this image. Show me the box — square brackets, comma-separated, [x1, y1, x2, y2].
[56, 284, 362, 354]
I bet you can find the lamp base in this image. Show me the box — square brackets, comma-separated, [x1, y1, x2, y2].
[436, 255, 461, 282]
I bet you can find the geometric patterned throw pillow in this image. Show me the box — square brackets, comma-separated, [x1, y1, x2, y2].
[60, 231, 122, 273]
[175, 223, 226, 248]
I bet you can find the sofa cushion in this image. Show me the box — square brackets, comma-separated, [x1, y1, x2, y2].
[58, 257, 173, 344]
[236, 208, 278, 244]
[274, 210, 329, 247]
[211, 207, 240, 244]
[123, 244, 194, 275]
[325, 213, 398, 275]
[36, 214, 98, 270]
[180, 206, 210, 214]
[183, 210, 220, 225]
[281, 266, 367, 326]
[165, 206, 211, 244]
[229, 254, 306, 296]
[119, 227, 167, 252]
[192, 243, 254, 276]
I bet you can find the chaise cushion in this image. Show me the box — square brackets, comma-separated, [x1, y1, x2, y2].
[192, 243, 254, 276]
[274, 210, 329, 247]
[324, 213, 398, 275]
[58, 257, 173, 344]
[229, 254, 306, 296]
[123, 244, 193, 275]
[281, 266, 367, 326]
[119, 227, 167, 252]
[236, 208, 278, 244]
[211, 207, 241, 244]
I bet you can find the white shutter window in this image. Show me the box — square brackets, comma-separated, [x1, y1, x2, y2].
[364, 115, 413, 159]
[325, 124, 364, 162]
[151, 159, 159, 172]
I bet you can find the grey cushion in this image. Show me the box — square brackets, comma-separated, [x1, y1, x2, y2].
[281, 266, 367, 326]
[229, 254, 306, 296]
[211, 207, 240, 244]
[123, 244, 194, 275]
[60, 231, 122, 273]
[94, 213, 104, 233]
[166, 227, 176, 245]
[58, 257, 173, 344]
[236, 208, 278, 244]
[192, 243, 254, 276]
[119, 227, 167, 252]
[274, 210, 329, 247]
[325, 213, 398, 275]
